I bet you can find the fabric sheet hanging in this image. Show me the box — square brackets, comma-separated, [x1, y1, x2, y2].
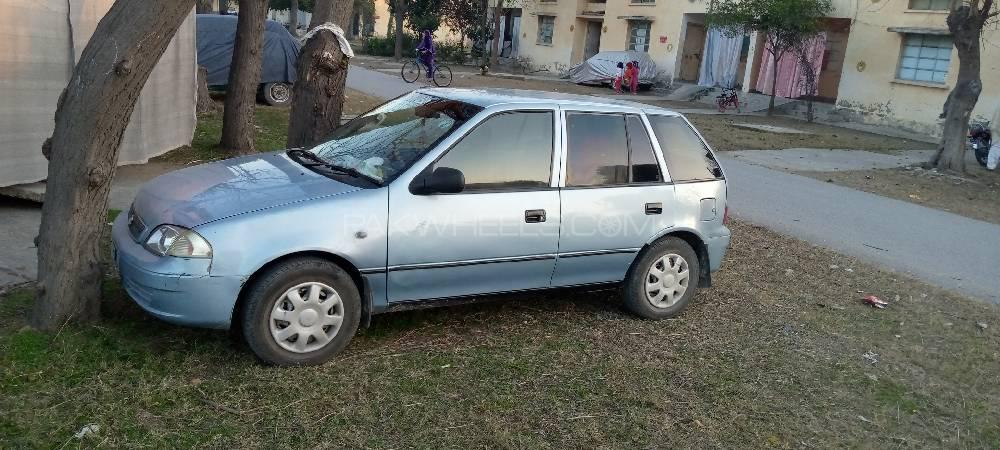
[755, 33, 827, 99]
[697, 29, 743, 88]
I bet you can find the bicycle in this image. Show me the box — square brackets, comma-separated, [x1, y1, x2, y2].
[716, 87, 741, 113]
[401, 51, 453, 87]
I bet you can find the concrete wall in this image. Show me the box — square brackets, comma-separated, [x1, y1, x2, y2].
[834, 2, 1000, 137]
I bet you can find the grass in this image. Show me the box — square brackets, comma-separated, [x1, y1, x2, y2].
[798, 165, 1000, 226]
[1, 221, 998, 448]
[153, 89, 385, 165]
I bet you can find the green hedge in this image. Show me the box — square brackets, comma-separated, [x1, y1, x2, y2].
[360, 34, 469, 64]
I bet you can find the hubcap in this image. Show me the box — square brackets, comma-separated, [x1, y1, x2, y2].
[270, 83, 290, 102]
[644, 253, 690, 308]
[269, 282, 344, 353]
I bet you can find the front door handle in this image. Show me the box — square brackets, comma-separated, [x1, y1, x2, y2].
[525, 209, 546, 223]
[645, 202, 663, 215]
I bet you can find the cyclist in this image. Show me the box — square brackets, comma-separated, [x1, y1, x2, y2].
[416, 30, 436, 78]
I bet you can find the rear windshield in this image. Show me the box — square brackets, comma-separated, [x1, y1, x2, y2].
[646, 115, 723, 182]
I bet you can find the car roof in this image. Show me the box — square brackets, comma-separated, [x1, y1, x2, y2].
[418, 88, 678, 114]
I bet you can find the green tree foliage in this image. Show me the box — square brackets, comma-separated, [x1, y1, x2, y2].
[707, 0, 832, 114]
[406, 0, 443, 33]
[269, 0, 313, 12]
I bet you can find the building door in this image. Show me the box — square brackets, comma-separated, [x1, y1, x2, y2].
[680, 22, 706, 82]
[584, 21, 602, 60]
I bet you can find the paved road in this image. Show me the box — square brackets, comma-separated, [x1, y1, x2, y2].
[719, 155, 1000, 304]
[344, 64, 1000, 304]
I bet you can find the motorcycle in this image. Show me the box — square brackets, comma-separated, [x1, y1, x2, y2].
[968, 121, 991, 168]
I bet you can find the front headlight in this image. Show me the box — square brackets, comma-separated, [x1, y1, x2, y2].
[144, 225, 213, 258]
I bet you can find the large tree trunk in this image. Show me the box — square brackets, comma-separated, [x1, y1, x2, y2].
[286, 0, 355, 148]
[393, 0, 406, 59]
[220, 0, 267, 155]
[289, 0, 299, 36]
[219, 0, 227, 14]
[31, 1, 195, 330]
[931, 5, 988, 173]
[489, 0, 504, 68]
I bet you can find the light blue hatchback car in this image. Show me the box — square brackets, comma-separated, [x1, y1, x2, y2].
[112, 88, 731, 366]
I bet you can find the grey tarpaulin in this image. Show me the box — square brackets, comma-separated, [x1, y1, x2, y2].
[196, 14, 301, 86]
[0, 0, 197, 188]
[569, 51, 657, 86]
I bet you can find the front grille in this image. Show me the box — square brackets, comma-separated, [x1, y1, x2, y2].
[127, 206, 146, 241]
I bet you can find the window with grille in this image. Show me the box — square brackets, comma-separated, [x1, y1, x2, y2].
[627, 21, 651, 52]
[908, 0, 950, 10]
[897, 34, 952, 84]
[537, 15, 555, 44]
[630, 0, 655, 4]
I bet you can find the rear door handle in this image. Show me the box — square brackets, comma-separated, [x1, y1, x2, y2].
[525, 209, 546, 223]
[645, 202, 663, 215]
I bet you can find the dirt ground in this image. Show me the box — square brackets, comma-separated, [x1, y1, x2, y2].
[799, 164, 1000, 225]
[2, 220, 998, 447]
[685, 114, 934, 153]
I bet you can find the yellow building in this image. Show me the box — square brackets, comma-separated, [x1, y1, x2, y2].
[512, 0, 998, 137]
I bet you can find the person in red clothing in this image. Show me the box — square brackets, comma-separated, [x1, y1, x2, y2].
[628, 60, 640, 94]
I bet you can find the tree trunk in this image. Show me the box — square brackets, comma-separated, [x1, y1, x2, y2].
[931, 5, 986, 173]
[197, 66, 218, 113]
[219, 0, 227, 14]
[479, 0, 490, 71]
[31, 1, 195, 330]
[286, 0, 355, 148]
[387, 10, 394, 36]
[220, 0, 267, 155]
[393, 0, 406, 59]
[768, 49, 779, 116]
[289, 0, 299, 36]
[489, 0, 504, 68]
[196, 0, 214, 14]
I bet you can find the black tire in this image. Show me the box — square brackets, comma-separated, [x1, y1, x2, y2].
[240, 257, 361, 366]
[623, 237, 701, 319]
[401, 61, 421, 83]
[261, 82, 292, 106]
[973, 142, 990, 167]
[432, 65, 453, 87]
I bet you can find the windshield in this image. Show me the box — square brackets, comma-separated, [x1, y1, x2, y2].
[309, 92, 483, 183]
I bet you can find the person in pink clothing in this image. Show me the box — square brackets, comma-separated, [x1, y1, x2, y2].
[613, 62, 625, 94]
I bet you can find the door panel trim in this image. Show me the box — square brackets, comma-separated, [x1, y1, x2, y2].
[385, 253, 558, 272]
[558, 248, 641, 259]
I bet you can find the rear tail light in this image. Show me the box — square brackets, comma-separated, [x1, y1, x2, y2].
[723, 205, 730, 225]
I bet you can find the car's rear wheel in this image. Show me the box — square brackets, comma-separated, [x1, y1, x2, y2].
[623, 237, 700, 319]
[261, 82, 292, 106]
[241, 257, 360, 366]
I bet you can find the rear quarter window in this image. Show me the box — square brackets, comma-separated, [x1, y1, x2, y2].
[647, 115, 723, 182]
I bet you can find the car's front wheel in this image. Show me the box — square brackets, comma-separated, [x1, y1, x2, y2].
[240, 257, 361, 366]
[623, 237, 700, 319]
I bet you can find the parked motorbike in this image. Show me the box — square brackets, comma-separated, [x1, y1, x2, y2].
[968, 121, 991, 167]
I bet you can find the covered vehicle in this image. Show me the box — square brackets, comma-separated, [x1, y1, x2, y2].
[196, 14, 301, 106]
[569, 50, 657, 87]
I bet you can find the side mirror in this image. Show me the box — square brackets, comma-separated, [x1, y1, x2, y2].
[409, 166, 465, 195]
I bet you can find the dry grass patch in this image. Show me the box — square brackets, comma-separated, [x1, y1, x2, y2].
[2, 221, 998, 448]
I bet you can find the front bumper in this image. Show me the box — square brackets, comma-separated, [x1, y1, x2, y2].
[112, 214, 243, 330]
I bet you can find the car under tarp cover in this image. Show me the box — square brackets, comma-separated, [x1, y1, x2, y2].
[569, 51, 657, 86]
[196, 14, 301, 86]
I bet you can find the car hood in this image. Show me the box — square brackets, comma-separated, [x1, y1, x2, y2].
[132, 152, 362, 229]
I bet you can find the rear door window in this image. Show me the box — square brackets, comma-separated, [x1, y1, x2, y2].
[626, 115, 662, 183]
[565, 113, 629, 186]
[646, 115, 723, 182]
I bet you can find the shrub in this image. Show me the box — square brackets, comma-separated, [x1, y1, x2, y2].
[435, 41, 467, 64]
[360, 33, 420, 57]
